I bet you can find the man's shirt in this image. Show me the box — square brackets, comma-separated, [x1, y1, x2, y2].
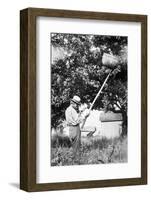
[65, 105, 83, 126]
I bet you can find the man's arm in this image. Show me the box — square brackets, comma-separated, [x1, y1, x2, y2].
[66, 106, 89, 126]
[70, 108, 84, 125]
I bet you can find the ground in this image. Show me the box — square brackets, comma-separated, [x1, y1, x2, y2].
[51, 134, 127, 166]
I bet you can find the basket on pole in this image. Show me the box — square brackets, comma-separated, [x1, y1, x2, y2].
[102, 53, 119, 68]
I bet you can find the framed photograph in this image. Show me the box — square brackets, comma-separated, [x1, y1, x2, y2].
[20, 8, 147, 192]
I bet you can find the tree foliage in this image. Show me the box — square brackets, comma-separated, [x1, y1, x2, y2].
[51, 33, 127, 134]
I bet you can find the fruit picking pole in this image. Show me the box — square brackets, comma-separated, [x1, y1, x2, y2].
[89, 71, 111, 111]
[81, 71, 112, 129]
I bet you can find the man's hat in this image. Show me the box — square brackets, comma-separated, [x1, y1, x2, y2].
[71, 95, 81, 105]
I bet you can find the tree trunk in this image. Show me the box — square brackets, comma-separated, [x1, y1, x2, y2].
[121, 111, 127, 136]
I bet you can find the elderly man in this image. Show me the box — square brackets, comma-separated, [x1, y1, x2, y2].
[65, 95, 95, 163]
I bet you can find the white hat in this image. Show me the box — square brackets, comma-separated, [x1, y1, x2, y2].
[71, 95, 81, 105]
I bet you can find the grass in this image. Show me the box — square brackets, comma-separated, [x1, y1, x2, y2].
[51, 134, 127, 166]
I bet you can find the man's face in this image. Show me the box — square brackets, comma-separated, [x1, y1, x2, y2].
[72, 102, 78, 110]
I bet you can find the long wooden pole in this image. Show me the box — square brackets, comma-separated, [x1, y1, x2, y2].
[81, 71, 111, 129]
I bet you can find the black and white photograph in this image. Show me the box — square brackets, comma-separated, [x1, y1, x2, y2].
[51, 33, 128, 166]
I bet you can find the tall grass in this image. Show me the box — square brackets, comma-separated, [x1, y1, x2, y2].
[51, 134, 127, 166]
